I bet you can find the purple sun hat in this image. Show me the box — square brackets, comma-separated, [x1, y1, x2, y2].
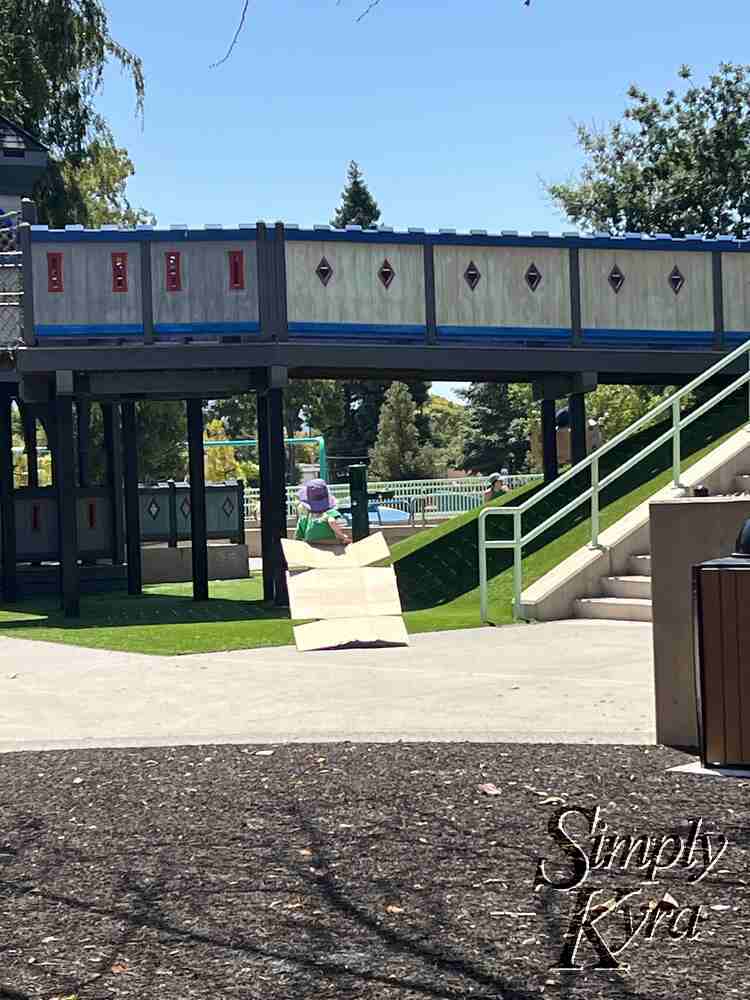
[298, 478, 337, 513]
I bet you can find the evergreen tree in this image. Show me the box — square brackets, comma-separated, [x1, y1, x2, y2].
[369, 382, 436, 480]
[460, 383, 532, 474]
[331, 161, 381, 229]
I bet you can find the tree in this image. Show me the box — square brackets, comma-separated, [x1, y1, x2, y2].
[1, 0, 146, 226]
[331, 161, 381, 230]
[425, 395, 470, 473]
[204, 418, 240, 483]
[369, 382, 436, 480]
[548, 63, 750, 238]
[460, 383, 532, 474]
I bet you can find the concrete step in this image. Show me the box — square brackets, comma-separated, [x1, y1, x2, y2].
[628, 553, 651, 577]
[573, 597, 653, 622]
[601, 575, 652, 600]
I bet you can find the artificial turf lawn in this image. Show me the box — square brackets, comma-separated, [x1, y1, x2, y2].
[0, 391, 746, 655]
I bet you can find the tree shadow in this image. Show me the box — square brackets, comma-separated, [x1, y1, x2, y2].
[0, 589, 291, 634]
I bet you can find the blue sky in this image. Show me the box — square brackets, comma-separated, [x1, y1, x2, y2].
[97, 0, 750, 399]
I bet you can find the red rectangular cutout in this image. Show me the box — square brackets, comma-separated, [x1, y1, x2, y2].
[228, 250, 244, 290]
[165, 251, 182, 291]
[112, 252, 128, 292]
[88, 501, 97, 530]
[31, 504, 41, 532]
[47, 252, 63, 293]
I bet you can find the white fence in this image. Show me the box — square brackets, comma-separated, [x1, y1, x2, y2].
[244, 475, 542, 522]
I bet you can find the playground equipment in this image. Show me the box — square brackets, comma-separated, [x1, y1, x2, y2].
[203, 436, 328, 480]
[4, 98, 750, 617]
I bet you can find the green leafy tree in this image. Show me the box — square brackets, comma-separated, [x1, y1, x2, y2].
[0, 0, 146, 226]
[426, 395, 470, 473]
[369, 382, 436, 480]
[548, 63, 750, 238]
[460, 383, 533, 474]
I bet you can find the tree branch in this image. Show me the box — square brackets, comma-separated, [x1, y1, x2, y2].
[210, 0, 251, 69]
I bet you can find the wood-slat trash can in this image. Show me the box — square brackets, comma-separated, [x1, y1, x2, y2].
[693, 554, 750, 769]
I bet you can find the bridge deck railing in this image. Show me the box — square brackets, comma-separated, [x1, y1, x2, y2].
[0, 211, 22, 347]
[478, 337, 750, 621]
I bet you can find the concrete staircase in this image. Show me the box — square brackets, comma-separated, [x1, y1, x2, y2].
[574, 553, 653, 622]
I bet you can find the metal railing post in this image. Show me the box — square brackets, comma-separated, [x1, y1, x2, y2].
[479, 513, 488, 622]
[513, 510, 523, 619]
[590, 455, 600, 549]
[672, 399, 682, 487]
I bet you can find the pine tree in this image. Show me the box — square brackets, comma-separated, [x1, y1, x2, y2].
[331, 161, 381, 229]
[368, 382, 435, 480]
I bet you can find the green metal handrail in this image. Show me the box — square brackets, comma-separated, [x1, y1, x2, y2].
[478, 337, 750, 621]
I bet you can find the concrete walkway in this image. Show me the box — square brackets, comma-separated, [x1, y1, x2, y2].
[0, 620, 655, 752]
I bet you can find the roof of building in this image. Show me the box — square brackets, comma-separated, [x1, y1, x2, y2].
[0, 114, 48, 155]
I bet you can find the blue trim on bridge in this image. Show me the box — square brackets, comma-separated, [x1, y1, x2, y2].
[288, 322, 426, 341]
[437, 326, 570, 343]
[154, 322, 261, 335]
[35, 324, 143, 337]
[28, 225, 750, 253]
[725, 332, 750, 346]
[582, 328, 715, 348]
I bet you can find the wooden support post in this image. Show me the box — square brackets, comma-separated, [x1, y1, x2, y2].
[257, 391, 275, 603]
[102, 403, 125, 564]
[186, 398, 209, 602]
[541, 399, 558, 485]
[55, 394, 80, 617]
[20, 403, 39, 488]
[267, 387, 288, 607]
[121, 402, 142, 595]
[77, 398, 91, 488]
[569, 392, 587, 467]
[0, 392, 18, 603]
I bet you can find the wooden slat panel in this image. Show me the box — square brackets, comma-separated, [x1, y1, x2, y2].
[720, 570, 742, 764]
[699, 569, 726, 764]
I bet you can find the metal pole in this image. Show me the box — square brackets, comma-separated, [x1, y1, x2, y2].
[348, 463, 369, 542]
[0, 392, 18, 603]
[672, 399, 681, 487]
[590, 455, 600, 549]
[513, 510, 523, 620]
[478, 513, 488, 622]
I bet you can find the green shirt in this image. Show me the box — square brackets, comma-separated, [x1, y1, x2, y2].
[295, 505, 345, 543]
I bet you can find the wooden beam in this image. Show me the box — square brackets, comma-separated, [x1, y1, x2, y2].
[102, 403, 125, 564]
[55, 394, 80, 616]
[186, 398, 209, 601]
[0, 392, 17, 602]
[121, 402, 142, 595]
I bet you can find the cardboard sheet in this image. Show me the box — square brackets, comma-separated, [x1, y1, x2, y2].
[282, 531, 390, 570]
[287, 566, 402, 621]
[293, 616, 409, 652]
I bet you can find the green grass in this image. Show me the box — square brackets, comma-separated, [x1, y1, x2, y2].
[0, 390, 747, 655]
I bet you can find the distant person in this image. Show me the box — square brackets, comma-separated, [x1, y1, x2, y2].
[295, 478, 350, 549]
[484, 472, 509, 502]
[588, 417, 603, 451]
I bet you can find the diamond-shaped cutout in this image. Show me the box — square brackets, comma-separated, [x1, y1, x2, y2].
[222, 496, 235, 518]
[315, 256, 333, 287]
[378, 259, 395, 289]
[608, 264, 625, 293]
[525, 262, 542, 292]
[669, 266, 685, 294]
[464, 261, 481, 291]
[180, 496, 191, 518]
[147, 498, 160, 521]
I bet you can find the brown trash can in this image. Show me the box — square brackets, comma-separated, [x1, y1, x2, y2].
[693, 556, 750, 768]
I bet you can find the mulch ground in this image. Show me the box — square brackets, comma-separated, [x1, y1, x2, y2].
[0, 743, 746, 1000]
